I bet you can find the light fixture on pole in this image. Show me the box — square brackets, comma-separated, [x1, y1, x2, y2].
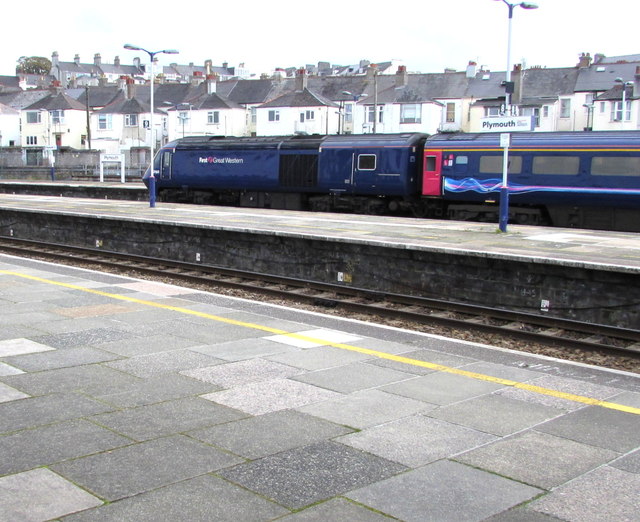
[123, 44, 178, 207]
[493, 0, 538, 233]
[614, 77, 633, 126]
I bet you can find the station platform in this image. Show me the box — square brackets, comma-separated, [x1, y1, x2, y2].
[0, 194, 639, 330]
[1, 253, 639, 521]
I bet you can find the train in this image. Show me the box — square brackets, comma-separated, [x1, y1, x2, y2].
[143, 131, 640, 231]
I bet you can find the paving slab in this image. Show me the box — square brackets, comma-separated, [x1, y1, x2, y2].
[61, 474, 289, 521]
[346, 460, 543, 522]
[104, 348, 225, 378]
[0, 363, 141, 396]
[50, 435, 244, 501]
[0, 338, 55, 357]
[535, 405, 640, 452]
[0, 392, 113, 432]
[529, 466, 640, 521]
[337, 415, 497, 467]
[220, 440, 407, 509]
[182, 357, 304, 387]
[1, 346, 120, 372]
[95, 373, 218, 408]
[0, 419, 132, 475]
[203, 378, 341, 415]
[291, 361, 414, 393]
[278, 497, 395, 520]
[455, 430, 619, 489]
[90, 396, 248, 441]
[189, 409, 354, 459]
[297, 389, 435, 429]
[428, 394, 564, 436]
[0, 468, 102, 521]
[380, 371, 504, 405]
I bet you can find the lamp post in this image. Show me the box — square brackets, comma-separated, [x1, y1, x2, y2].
[493, 0, 538, 233]
[614, 78, 633, 127]
[341, 91, 368, 134]
[123, 44, 178, 207]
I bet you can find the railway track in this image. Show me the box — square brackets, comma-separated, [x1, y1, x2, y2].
[1, 236, 639, 362]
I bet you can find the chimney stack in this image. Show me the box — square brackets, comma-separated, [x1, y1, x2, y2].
[577, 52, 592, 68]
[295, 68, 308, 91]
[126, 77, 136, 99]
[114, 56, 120, 67]
[206, 73, 218, 94]
[466, 61, 477, 78]
[395, 65, 408, 87]
[74, 54, 81, 65]
[94, 53, 101, 66]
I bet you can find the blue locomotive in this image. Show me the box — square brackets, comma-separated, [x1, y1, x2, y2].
[144, 131, 640, 231]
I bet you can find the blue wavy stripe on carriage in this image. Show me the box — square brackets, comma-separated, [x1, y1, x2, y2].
[443, 177, 640, 195]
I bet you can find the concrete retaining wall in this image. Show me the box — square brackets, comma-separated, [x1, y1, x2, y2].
[1, 209, 638, 329]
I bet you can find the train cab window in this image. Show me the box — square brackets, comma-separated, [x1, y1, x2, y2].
[358, 154, 376, 171]
[591, 156, 640, 176]
[479, 155, 522, 174]
[532, 156, 579, 175]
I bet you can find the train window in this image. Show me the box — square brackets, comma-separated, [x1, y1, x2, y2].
[358, 154, 376, 170]
[532, 156, 579, 175]
[591, 157, 640, 176]
[455, 156, 468, 164]
[425, 156, 436, 171]
[479, 155, 522, 174]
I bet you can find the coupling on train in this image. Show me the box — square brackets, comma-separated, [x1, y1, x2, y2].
[144, 131, 640, 232]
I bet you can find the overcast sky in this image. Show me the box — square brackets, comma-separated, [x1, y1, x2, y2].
[3, 0, 637, 78]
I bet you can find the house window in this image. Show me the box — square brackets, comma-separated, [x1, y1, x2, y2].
[560, 98, 571, 118]
[445, 103, 455, 123]
[400, 104, 422, 124]
[344, 103, 353, 123]
[124, 114, 138, 127]
[178, 111, 190, 124]
[268, 110, 280, 122]
[26, 136, 38, 145]
[98, 114, 112, 130]
[366, 106, 383, 123]
[543, 106, 549, 118]
[207, 111, 220, 124]
[521, 107, 540, 127]
[299, 110, 315, 122]
[610, 101, 631, 121]
[484, 106, 501, 118]
[26, 111, 41, 124]
[251, 107, 257, 124]
[600, 101, 606, 113]
[50, 110, 64, 125]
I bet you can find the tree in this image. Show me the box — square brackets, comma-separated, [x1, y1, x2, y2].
[16, 56, 52, 75]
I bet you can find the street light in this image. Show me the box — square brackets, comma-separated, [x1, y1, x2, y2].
[493, 0, 538, 233]
[614, 77, 633, 126]
[123, 43, 178, 207]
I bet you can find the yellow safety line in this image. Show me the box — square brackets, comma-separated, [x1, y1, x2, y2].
[2, 269, 640, 416]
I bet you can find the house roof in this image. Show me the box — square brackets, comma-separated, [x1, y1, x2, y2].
[0, 102, 19, 115]
[0, 90, 50, 110]
[575, 62, 640, 92]
[0, 75, 21, 92]
[97, 93, 149, 114]
[259, 88, 337, 108]
[190, 92, 243, 110]
[24, 91, 86, 111]
[595, 83, 637, 101]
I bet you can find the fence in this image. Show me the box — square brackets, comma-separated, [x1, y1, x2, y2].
[0, 147, 148, 182]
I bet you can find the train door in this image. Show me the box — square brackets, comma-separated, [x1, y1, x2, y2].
[351, 151, 378, 193]
[159, 151, 172, 180]
[422, 149, 442, 196]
